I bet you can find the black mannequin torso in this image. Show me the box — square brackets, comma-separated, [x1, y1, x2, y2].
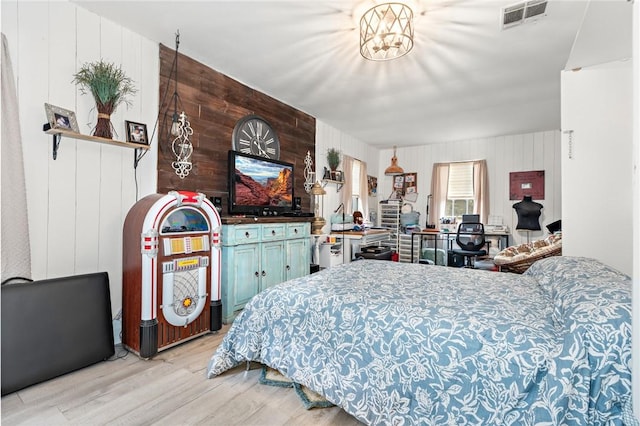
[512, 196, 543, 230]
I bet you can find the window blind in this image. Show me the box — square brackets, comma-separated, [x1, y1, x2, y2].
[447, 162, 474, 199]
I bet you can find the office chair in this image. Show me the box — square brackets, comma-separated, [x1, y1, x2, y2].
[452, 222, 487, 268]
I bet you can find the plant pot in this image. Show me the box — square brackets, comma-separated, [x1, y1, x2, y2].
[94, 112, 113, 139]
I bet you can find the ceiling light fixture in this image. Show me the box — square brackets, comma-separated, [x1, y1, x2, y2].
[384, 146, 404, 175]
[360, 2, 414, 61]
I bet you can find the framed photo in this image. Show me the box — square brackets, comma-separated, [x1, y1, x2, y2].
[44, 103, 79, 133]
[125, 121, 148, 145]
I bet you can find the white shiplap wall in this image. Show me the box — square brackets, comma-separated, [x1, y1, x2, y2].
[315, 120, 380, 230]
[376, 131, 561, 247]
[2, 1, 159, 316]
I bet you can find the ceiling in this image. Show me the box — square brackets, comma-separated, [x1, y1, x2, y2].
[74, 0, 597, 148]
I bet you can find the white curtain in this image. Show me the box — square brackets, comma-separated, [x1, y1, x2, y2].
[472, 160, 489, 224]
[429, 163, 449, 226]
[341, 155, 354, 213]
[358, 160, 368, 220]
[1, 33, 32, 282]
[340, 155, 368, 219]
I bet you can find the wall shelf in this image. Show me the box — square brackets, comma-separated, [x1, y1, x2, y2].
[322, 179, 344, 192]
[43, 125, 150, 165]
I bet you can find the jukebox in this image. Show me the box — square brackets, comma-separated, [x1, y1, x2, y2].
[122, 191, 222, 358]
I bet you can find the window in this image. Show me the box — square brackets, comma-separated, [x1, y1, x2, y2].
[429, 159, 487, 226]
[444, 162, 474, 219]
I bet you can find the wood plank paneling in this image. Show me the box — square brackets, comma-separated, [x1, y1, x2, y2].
[157, 44, 316, 214]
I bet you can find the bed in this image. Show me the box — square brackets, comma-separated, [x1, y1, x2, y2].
[207, 257, 634, 425]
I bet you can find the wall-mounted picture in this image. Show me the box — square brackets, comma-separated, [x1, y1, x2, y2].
[125, 121, 148, 145]
[509, 170, 545, 200]
[44, 103, 79, 133]
[367, 175, 377, 196]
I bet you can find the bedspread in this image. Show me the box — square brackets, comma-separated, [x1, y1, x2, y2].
[207, 257, 632, 425]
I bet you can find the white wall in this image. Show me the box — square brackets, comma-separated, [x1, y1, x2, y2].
[2, 1, 159, 317]
[315, 120, 380, 227]
[377, 131, 562, 247]
[633, 0, 640, 414]
[560, 61, 633, 276]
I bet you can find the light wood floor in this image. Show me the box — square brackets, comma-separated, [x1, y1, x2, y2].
[1, 324, 362, 425]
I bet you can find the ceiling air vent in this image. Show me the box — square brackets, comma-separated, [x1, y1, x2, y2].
[501, 0, 547, 30]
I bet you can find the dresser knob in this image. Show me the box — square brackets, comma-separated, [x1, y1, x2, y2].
[261, 271, 266, 277]
[245, 232, 250, 238]
[272, 230, 276, 236]
[254, 271, 259, 277]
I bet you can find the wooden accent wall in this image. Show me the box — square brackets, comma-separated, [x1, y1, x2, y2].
[157, 44, 316, 214]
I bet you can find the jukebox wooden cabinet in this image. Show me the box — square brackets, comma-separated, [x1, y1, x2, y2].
[122, 191, 222, 358]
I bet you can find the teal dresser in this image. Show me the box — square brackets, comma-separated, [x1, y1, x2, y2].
[221, 220, 310, 323]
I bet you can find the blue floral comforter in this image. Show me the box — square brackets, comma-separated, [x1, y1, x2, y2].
[207, 257, 633, 425]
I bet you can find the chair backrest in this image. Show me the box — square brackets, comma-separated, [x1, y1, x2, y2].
[456, 222, 486, 252]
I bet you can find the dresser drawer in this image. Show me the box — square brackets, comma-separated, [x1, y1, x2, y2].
[262, 224, 287, 241]
[223, 224, 261, 245]
[286, 222, 310, 239]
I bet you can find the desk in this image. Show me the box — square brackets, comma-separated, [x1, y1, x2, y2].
[330, 229, 391, 262]
[410, 231, 510, 264]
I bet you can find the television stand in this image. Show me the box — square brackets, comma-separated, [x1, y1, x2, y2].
[281, 211, 313, 217]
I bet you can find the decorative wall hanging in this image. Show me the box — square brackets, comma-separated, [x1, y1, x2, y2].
[171, 112, 193, 179]
[509, 170, 545, 200]
[304, 151, 314, 193]
[367, 175, 378, 197]
[165, 30, 194, 179]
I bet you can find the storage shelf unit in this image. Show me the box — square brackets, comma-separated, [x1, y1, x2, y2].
[398, 234, 420, 263]
[379, 201, 400, 255]
[319, 238, 344, 268]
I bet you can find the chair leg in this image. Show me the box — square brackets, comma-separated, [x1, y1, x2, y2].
[463, 256, 476, 268]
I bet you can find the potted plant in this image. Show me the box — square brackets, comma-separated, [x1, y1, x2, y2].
[326, 148, 341, 179]
[73, 60, 137, 139]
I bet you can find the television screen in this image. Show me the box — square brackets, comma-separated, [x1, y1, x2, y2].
[228, 150, 294, 215]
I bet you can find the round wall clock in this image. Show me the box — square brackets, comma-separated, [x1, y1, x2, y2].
[231, 115, 280, 159]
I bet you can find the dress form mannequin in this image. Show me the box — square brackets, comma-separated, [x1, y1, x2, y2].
[512, 196, 543, 231]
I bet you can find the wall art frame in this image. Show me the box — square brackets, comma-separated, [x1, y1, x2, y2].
[44, 103, 79, 133]
[125, 120, 149, 145]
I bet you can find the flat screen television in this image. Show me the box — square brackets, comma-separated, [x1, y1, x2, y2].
[228, 150, 294, 216]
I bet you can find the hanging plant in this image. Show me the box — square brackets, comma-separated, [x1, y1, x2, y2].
[73, 60, 137, 139]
